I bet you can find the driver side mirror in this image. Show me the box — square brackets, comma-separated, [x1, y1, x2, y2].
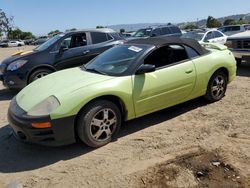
[136, 64, 155, 75]
[59, 45, 69, 53]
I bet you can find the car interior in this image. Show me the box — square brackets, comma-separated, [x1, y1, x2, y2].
[60, 33, 87, 49]
[144, 45, 188, 68]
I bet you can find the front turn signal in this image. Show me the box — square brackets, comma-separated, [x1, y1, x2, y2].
[31, 122, 52, 129]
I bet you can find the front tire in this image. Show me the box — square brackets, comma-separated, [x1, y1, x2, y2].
[77, 100, 121, 148]
[28, 68, 52, 83]
[204, 70, 228, 102]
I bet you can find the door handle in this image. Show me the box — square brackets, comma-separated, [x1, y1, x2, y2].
[185, 69, 193, 74]
[83, 50, 90, 55]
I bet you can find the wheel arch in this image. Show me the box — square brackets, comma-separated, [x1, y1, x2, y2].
[74, 95, 128, 139]
[211, 67, 229, 80]
[27, 64, 57, 84]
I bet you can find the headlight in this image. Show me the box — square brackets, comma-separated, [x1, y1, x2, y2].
[7, 60, 28, 71]
[27, 96, 60, 116]
[225, 41, 233, 49]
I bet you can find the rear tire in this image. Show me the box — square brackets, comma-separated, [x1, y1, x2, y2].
[77, 100, 121, 148]
[28, 68, 52, 83]
[204, 70, 228, 102]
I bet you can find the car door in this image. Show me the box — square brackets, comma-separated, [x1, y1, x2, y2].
[132, 44, 196, 117]
[54, 32, 93, 70]
[8, 41, 16, 47]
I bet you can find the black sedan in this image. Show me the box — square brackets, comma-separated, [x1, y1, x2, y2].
[0, 29, 125, 89]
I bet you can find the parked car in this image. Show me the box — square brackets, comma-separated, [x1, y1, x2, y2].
[225, 30, 250, 65]
[130, 25, 182, 39]
[24, 38, 35, 45]
[218, 24, 250, 36]
[182, 29, 227, 44]
[0, 40, 9, 47]
[8, 37, 236, 147]
[32, 36, 49, 45]
[121, 32, 135, 38]
[0, 29, 125, 89]
[8, 40, 25, 47]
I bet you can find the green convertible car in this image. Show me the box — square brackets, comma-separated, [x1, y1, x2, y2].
[8, 37, 236, 147]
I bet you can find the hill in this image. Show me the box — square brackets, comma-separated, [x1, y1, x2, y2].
[108, 13, 250, 31]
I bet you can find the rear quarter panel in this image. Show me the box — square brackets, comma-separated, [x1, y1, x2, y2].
[190, 49, 236, 98]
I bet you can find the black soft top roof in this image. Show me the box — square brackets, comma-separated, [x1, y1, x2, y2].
[128, 36, 209, 55]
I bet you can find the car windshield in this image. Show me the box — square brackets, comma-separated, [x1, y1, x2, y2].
[34, 34, 64, 51]
[133, 29, 152, 37]
[182, 31, 205, 41]
[83, 45, 150, 76]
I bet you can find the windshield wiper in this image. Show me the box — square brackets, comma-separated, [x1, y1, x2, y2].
[83, 66, 107, 75]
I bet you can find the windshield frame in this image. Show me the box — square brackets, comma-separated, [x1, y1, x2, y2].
[34, 34, 65, 52]
[83, 44, 154, 77]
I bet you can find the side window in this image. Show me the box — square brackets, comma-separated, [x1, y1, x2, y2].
[161, 27, 171, 35]
[185, 45, 199, 59]
[91, 32, 109, 44]
[60, 37, 72, 49]
[144, 45, 188, 69]
[231, 26, 241, 31]
[56, 33, 87, 51]
[107, 33, 114, 40]
[169, 26, 181, 34]
[204, 32, 214, 41]
[151, 28, 162, 37]
[213, 31, 223, 38]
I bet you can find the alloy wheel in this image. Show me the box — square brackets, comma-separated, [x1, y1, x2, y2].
[90, 108, 117, 142]
[211, 75, 226, 99]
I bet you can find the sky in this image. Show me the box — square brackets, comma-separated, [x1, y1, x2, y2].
[1, 0, 249, 36]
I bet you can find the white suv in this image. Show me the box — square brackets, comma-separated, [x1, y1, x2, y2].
[218, 25, 250, 36]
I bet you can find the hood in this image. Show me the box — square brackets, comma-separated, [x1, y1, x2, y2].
[1, 50, 35, 65]
[16, 67, 114, 112]
[228, 31, 250, 39]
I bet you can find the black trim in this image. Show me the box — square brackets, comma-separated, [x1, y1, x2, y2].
[8, 98, 76, 146]
[128, 36, 209, 56]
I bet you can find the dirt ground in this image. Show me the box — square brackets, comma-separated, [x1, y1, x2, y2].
[0, 46, 249, 188]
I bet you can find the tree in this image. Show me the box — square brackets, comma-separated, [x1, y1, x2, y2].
[20, 32, 34, 39]
[48, 30, 61, 36]
[182, 23, 198, 30]
[7, 28, 34, 39]
[0, 9, 14, 35]
[96, 25, 104, 29]
[206, 16, 222, 28]
[65, 28, 77, 32]
[238, 18, 248, 25]
[223, 19, 236, 26]
[120, 28, 125, 33]
[8, 28, 22, 39]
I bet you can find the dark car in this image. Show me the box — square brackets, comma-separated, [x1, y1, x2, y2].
[31, 36, 49, 45]
[24, 38, 35, 45]
[130, 25, 182, 39]
[0, 28, 125, 89]
[0, 40, 9, 47]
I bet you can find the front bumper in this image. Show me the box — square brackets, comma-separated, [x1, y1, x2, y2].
[1, 71, 27, 89]
[8, 98, 76, 146]
[230, 49, 250, 61]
